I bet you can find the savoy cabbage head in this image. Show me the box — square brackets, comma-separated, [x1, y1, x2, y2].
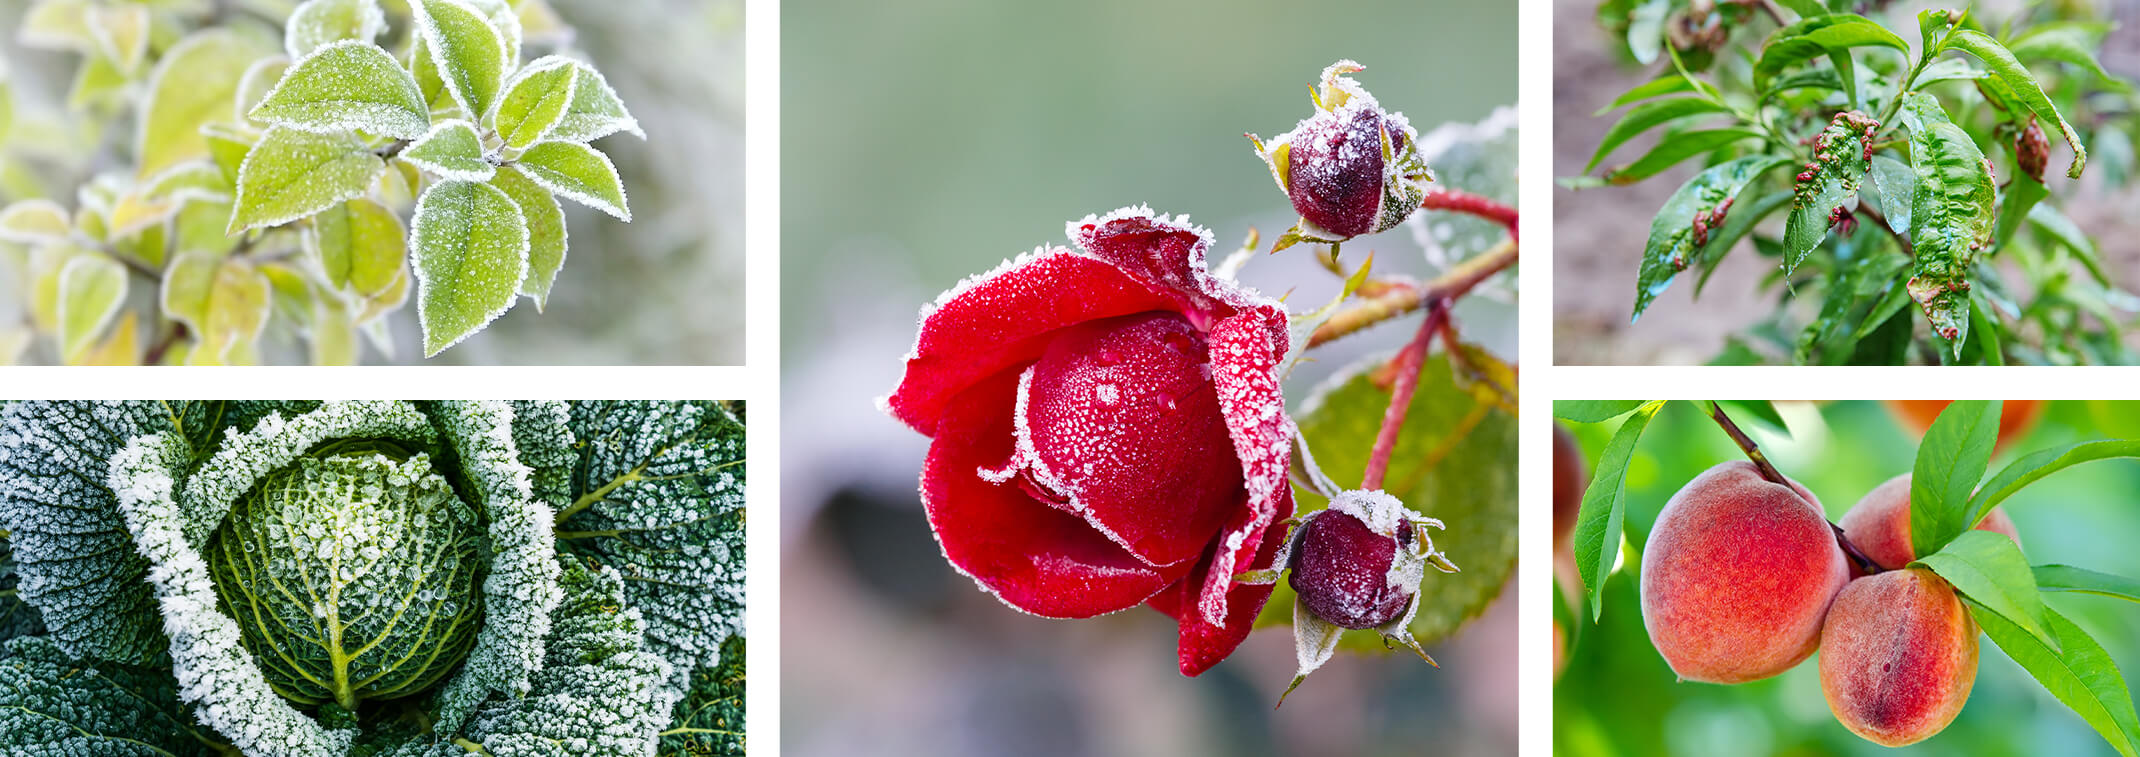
[0, 400, 746, 756]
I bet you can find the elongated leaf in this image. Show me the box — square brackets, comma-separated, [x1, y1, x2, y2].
[1995, 174, 2049, 250]
[228, 126, 386, 234]
[1752, 15, 1909, 89]
[411, 0, 508, 119]
[137, 30, 270, 179]
[2036, 565, 2140, 604]
[1968, 439, 2140, 530]
[1595, 76, 1705, 115]
[1782, 111, 1878, 274]
[1633, 156, 1785, 321]
[495, 56, 577, 149]
[309, 197, 405, 296]
[55, 255, 124, 361]
[1552, 400, 1648, 423]
[1946, 30, 2085, 178]
[1587, 98, 1732, 172]
[411, 180, 529, 356]
[514, 141, 630, 220]
[1914, 530, 2055, 650]
[1971, 604, 2140, 757]
[1909, 399, 1998, 558]
[1900, 93, 1995, 354]
[2009, 28, 2124, 89]
[1692, 190, 1790, 296]
[490, 165, 566, 308]
[1573, 401, 1663, 620]
[249, 40, 428, 139]
[1910, 57, 1990, 87]
[1604, 128, 1762, 185]
[1715, 399, 1788, 436]
[401, 119, 494, 181]
[1758, 68, 1844, 102]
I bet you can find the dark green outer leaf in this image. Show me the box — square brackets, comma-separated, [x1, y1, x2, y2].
[1901, 93, 1995, 354]
[1573, 401, 1664, 621]
[1995, 174, 2048, 251]
[1908, 399, 1998, 559]
[1604, 128, 1763, 185]
[1752, 15, 1909, 89]
[1587, 98, 1733, 172]
[662, 635, 746, 757]
[1634, 156, 1788, 321]
[1782, 112, 1877, 274]
[1969, 603, 2140, 757]
[1794, 250, 1909, 364]
[1947, 29, 2087, 178]
[0, 635, 222, 755]
[1913, 530, 2055, 650]
[1758, 68, 1844, 103]
[2036, 564, 2140, 604]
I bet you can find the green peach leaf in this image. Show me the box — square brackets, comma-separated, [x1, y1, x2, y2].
[410, 180, 529, 356]
[514, 141, 629, 221]
[228, 125, 386, 234]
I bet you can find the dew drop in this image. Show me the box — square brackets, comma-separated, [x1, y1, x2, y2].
[1156, 392, 1180, 413]
[1094, 348, 1122, 367]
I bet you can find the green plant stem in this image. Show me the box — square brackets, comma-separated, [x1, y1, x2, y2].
[1307, 237, 1517, 348]
[1360, 298, 1449, 491]
[1703, 402, 1885, 574]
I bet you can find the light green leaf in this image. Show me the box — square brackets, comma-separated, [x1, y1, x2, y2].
[55, 254, 125, 361]
[1751, 14, 1909, 89]
[410, 180, 529, 356]
[1914, 530, 2055, 650]
[250, 40, 429, 140]
[1909, 399, 1998, 557]
[495, 56, 577, 149]
[401, 119, 494, 181]
[284, 0, 386, 59]
[1782, 112, 1877, 274]
[1572, 400, 1664, 621]
[161, 253, 271, 364]
[1552, 400, 1648, 423]
[490, 165, 565, 308]
[84, 4, 149, 72]
[310, 295, 358, 365]
[1594, 76, 1709, 115]
[1946, 29, 2086, 178]
[2036, 565, 2140, 604]
[410, 0, 509, 120]
[1971, 604, 2140, 757]
[308, 197, 405, 296]
[1900, 93, 1995, 354]
[1967, 440, 2140, 531]
[548, 60, 643, 142]
[229, 125, 386, 234]
[2009, 28, 2124, 90]
[20, 0, 94, 52]
[138, 30, 272, 179]
[1867, 153, 1915, 233]
[514, 141, 630, 220]
[0, 199, 73, 244]
[1602, 128, 1761, 185]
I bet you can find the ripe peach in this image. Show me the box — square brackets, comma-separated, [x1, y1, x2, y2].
[1819, 567, 1979, 746]
[1885, 400, 2044, 453]
[1640, 461, 1849, 683]
[1553, 424, 1587, 549]
[1838, 473, 2021, 571]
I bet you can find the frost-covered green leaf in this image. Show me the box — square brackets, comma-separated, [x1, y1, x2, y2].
[139, 30, 274, 179]
[310, 197, 406, 297]
[401, 119, 495, 181]
[0, 635, 224, 755]
[0, 199, 73, 244]
[84, 3, 149, 73]
[549, 60, 643, 142]
[497, 56, 577, 150]
[491, 164, 567, 308]
[285, 0, 387, 59]
[516, 141, 630, 220]
[55, 253, 125, 362]
[410, 180, 530, 356]
[250, 40, 431, 140]
[229, 126, 387, 234]
[1900, 93, 1994, 356]
[410, 0, 510, 121]
[163, 254, 273, 365]
[662, 635, 746, 757]
[558, 401, 746, 677]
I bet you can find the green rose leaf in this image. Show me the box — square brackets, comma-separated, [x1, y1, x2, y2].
[250, 40, 430, 140]
[402, 119, 495, 181]
[411, 180, 530, 356]
[490, 165, 566, 308]
[309, 197, 406, 297]
[229, 126, 387, 235]
[410, 0, 509, 121]
[515, 141, 630, 221]
[496, 56, 578, 150]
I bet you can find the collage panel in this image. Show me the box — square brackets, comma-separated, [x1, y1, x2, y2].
[0, 0, 744, 365]
[1554, 400, 2140, 755]
[0, 400, 746, 754]
[782, 0, 1517, 754]
[1553, 0, 2140, 365]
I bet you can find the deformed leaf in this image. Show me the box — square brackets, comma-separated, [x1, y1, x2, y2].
[410, 0, 509, 120]
[410, 180, 529, 356]
[1633, 156, 1786, 321]
[512, 141, 630, 220]
[1946, 30, 2086, 178]
[251, 40, 430, 140]
[1900, 93, 1994, 354]
[549, 60, 643, 142]
[284, 0, 387, 59]
[496, 56, 577, 149]
[1781, 111, 1879, 274]
[309, 197, 405, 296]
[401, 119, 494, 181]
[138, 30, 272, 178]
[490, 165, 566, 308]
[229, 125, 387, 234]
[55, 254, 125, 361]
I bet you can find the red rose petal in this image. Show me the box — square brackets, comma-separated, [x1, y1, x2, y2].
[1195, 308, 1293, 627]
[924, 370, 1189, 618]
[1018, 313, 1243, 569]
[1149, 486, 1297, 677]
[887, 250, 1178, 436]
[1067, 207, 1285, 327]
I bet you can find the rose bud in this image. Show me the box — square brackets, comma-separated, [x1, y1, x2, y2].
[1248, 60, 1434, 252]
[1238, 489, 1458, 704]
[885, 206, 1296, 677]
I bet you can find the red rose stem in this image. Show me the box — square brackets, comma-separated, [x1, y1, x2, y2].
[1362, 298, 1450, 491]
[1419, 187, 1519, 240]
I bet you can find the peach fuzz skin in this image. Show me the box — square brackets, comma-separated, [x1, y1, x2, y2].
[1838, 473, 2021, 572]
[1818, 567, 1979, 746]
[1640, 461, 1849, 684]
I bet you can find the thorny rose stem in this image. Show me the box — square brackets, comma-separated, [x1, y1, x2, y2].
[1705, 403, 1886, 575]
[1361, 298, 1450, 490]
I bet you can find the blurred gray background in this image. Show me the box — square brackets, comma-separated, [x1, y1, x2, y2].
[782, 1, 1518, 755]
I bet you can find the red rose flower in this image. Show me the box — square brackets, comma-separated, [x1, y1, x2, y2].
[884, 206, 1294, 676]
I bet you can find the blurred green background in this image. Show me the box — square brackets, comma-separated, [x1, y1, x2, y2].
[782, 1, 1516, 755]
[1556, 400, 2140, 756]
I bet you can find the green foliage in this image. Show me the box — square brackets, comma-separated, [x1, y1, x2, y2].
[661, 635, 746, 757]
[1576, 3, 2136, 365]
[0, 0, 642, 363]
